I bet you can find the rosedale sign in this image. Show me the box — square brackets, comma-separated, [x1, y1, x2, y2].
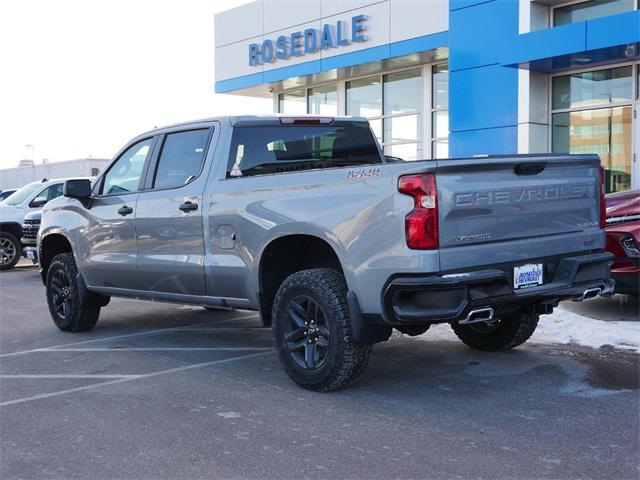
[249, 15, 367, 66]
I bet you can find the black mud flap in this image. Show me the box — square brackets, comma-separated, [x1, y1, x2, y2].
[347, 291, 392, 345]
[75, 272, 110, 308]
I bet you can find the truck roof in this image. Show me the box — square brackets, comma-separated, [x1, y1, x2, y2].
[139, 115, 370, 137]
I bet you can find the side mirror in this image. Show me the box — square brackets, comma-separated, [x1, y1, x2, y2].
[30, 196, 48, 208]
[64, 179, 92, 199]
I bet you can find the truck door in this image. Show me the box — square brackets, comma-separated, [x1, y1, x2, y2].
[134, 127, 214, 295]
[82, 137, 156, 290]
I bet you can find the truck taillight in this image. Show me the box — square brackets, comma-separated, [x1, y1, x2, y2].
[599, 166, 606, 229]
[398, 173, 438, 250]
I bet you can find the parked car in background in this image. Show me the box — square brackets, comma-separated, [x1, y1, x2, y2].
[38, 116, 613, 391]
[0, 178, 89, 270]
[21, 210, 41, 263]
[0, 189, 18, 202]
[605, 190, 639, 296]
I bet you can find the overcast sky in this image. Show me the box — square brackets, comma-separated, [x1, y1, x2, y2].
[0, 0, 271, 169]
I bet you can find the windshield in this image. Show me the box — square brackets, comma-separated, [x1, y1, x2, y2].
[3, 182, 41, 206]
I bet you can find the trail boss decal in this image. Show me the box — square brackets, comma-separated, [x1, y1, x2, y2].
[346, 167, 381, 180]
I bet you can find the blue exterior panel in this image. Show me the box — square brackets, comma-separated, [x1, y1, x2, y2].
[501, 11, 640, 72]
[449, 64, 518, 132]
[449, 126, 518, 157]
[500, 22, 587, 67]
[449, 0, 519, 71]
[448, 0, 520, 154]
[586, 10, 640, 50]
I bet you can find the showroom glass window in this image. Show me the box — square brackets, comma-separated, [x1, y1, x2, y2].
[551, 65, 636, 192]
[553, 0, 636, 26]
[347, 69, 424, 161]
[152, 129, 210, 190]
[431, 64, 449, 159]
[278, 86, 337, 116]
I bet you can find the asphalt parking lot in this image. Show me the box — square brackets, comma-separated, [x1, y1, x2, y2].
[1, 264, 639, 479]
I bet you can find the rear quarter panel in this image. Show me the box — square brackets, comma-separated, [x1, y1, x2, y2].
[203, 151, 440, 314]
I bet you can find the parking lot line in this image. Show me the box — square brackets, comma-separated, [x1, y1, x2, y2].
[0, 374, 143, 379]
[43, 347, 273, 352]
[0, 313, 260, 358]
[0, 350, 274, 408]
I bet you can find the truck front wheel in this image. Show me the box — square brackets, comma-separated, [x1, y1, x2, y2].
[451, 312, 539, 351]
[272, 268, 372, 392]
[46, 253, 100, 332]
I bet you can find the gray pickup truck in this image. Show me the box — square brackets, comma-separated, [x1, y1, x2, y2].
[38, 115, 614, 391]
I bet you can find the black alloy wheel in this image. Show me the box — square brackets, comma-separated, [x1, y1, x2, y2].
[49, 268, 74, 320]
[284, 295, 331, 370]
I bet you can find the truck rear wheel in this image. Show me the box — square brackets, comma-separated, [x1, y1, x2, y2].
[272, 268, 372, 392]
[46, 253, 100, 332]
[451, 312, 539, 351]
[0, 232, 20, 270]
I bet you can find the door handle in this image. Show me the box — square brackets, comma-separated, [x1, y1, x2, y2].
[117, 206, 133, 216]
[179, 201, 198, 212]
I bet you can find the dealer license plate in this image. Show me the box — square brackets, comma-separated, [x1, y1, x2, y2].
[26, 250, 35, 260]
[513, 263, 543, 289]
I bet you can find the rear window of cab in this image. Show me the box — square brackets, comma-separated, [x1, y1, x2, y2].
[226, 124, 381, 178]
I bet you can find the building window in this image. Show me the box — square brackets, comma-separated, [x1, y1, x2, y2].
[278, 85, 338, 116]
[431, 63, 449, 159]
[551, 65, 636, 193]
[278, 90, 306, 114]
[346, 69, 423, 161]
[91, 168, 100, 176]
[553, 0, 636, 27]
[346, 76, 383, 141]
[308, 86, 338, 115]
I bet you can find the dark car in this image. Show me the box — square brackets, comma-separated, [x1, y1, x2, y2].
[605, 190, 639, 296]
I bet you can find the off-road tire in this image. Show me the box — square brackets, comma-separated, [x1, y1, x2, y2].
[272, 268, 372, 392]
[451, 312, 539, 351]
[0, 232, 21, 270]
[46, 253, 100, 332]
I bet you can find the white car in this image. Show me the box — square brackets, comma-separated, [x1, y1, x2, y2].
[0, 178, 89, 270]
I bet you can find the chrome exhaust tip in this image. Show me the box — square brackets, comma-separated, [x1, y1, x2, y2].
[573, 287, 602, 302]
[458, 307, 495, 325]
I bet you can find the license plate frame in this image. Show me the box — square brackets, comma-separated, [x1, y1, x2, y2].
[513, 263, 543, 289]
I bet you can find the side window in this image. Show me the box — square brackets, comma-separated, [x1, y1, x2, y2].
[152, 129, 210, 190]
[101, 138, 153, 195]
[31, 183, 63, 205]
[44, 183, 64, 200]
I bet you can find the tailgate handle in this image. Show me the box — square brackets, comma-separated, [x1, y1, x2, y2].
[515, 163, 546, 176]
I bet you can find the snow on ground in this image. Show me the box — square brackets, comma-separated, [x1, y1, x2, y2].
[420, 305, 640, 353]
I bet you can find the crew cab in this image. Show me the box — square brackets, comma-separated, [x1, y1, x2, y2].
[38, 116, 614, 391]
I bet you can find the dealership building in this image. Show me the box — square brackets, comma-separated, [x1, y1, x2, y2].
[215, 0, 640, 192]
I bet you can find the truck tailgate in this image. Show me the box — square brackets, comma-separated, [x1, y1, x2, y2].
[435, 155, 602, 271]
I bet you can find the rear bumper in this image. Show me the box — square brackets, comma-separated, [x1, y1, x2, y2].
[382, 251, 615, 325]
[611, 270, 638, 296]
